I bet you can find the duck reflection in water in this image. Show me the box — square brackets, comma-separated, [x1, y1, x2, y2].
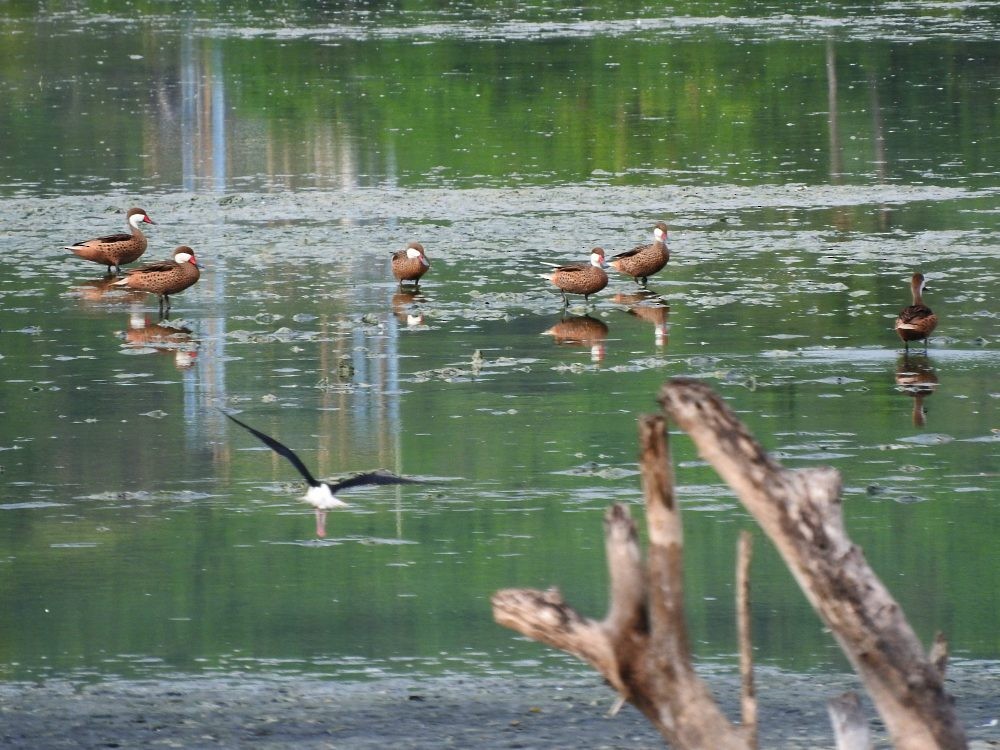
[222, 412, 420, 538]
[614, 291, 670, 347]
[73, 276, 147, 305]
[121, 310, 198, 370]
[542, 314, 609, 363]
[391, 289, 426, 327]
[894, 354, 939, 427]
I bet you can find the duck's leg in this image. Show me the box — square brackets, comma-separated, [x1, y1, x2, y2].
[561, 290, 569, 306]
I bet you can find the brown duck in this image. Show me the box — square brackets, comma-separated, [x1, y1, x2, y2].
[548, 247, 609, 305]
[894, 273, 938, 351]
[113, 246, 201, 317]
[65, 207, 156, 275]
[391, 242, 430, 287]
[609, 221, 669, 286]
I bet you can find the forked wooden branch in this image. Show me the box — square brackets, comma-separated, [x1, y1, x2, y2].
[492, 378, 965, 749]
[492, 416, 750, 749]
[658, 378, 966, 750]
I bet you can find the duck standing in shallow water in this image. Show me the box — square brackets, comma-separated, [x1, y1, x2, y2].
[547, 247, 609, 305]
[894, 272, 938, 351]
[221, 412, 420, 538]
[609, 221, 669, 286]
[113, 246, 201, 318]
[391, 242, 430, 288]
[65, 207, 156, 275]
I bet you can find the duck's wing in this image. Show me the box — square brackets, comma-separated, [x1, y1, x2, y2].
[611, 243, 648, 260]
[328, 470, 421, 494]
[124, 260, 177, 275]
[897, 304, 934, 325]
[222, 411, 321, 488]
[67, 232, 132, 249]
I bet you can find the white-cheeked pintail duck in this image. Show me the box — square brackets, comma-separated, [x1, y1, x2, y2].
[548, 247, 609, 305]
[609, 221, 669, 286]
[894, 272, 938, 351]
[65, 207, 156, 275]
[113, 246, 201, 317]
[391, 242, 430, 287]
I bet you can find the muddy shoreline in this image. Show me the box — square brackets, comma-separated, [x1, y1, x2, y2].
[2, 666, 997, 749]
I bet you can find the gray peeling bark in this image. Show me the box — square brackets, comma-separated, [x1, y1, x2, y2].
[492, 378, 967, 750]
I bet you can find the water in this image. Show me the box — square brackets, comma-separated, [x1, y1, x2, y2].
[0, 2, 998, 686]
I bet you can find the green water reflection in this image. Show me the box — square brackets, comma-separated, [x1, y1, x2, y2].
[0, 3, 998, 684]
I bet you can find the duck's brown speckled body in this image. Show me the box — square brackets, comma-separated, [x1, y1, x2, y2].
[66, 207, 156, 275]
[549, 248, 609, 304]
[391, 242, 430, 286]
[609, 221, 669, 286]
[114, 246, 200, 317]
[894, 273, 938, 350]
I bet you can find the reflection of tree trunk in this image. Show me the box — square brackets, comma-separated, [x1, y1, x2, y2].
[868, 71, 892, 231]
[826, 40, 843, 182]
[493, 379, 968, 749]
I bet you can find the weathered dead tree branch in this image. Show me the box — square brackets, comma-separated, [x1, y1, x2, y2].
[736, 530, 757, 748]
[658, 378, 966, 750]
[493, 416, 750, 749]
[492, 378, 966, 749]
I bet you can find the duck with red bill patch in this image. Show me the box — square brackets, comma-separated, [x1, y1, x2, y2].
[113, 246, 201, 318]
[222, 411, 421, 538]
[66, 207, 156, 275]
[608, 221, 670, 286]
[391, 241, 431, 288]
[546, 247, 609, 305]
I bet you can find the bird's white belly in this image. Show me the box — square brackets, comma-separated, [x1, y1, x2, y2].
[305, 485, 350, 510]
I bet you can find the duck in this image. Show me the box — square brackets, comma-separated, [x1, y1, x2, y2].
[112, 246, 201, 317]
[221, 411, 420, 538]
[391, 242, 430, 287]
[65, 207, 156, 275]
[547, 247, 609, 305]
[608, 221, 669, 286]
[894, 273, 938, 351]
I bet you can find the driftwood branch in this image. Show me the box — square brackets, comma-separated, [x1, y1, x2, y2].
[492, 378, 966, 749]
[492, 417, 749, 748]
[828, 691, 872, 750]
[736, 530, 757, 748]
[658, 378, 966, 750]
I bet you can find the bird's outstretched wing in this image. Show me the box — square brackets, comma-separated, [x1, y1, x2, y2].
[329, 470, 421, 494]
[222, 411, 321, 488]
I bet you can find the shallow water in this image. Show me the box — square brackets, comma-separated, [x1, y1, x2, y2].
[0, 2, 998, 685]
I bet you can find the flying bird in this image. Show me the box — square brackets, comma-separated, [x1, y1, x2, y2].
[222, 411, 420, 537]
